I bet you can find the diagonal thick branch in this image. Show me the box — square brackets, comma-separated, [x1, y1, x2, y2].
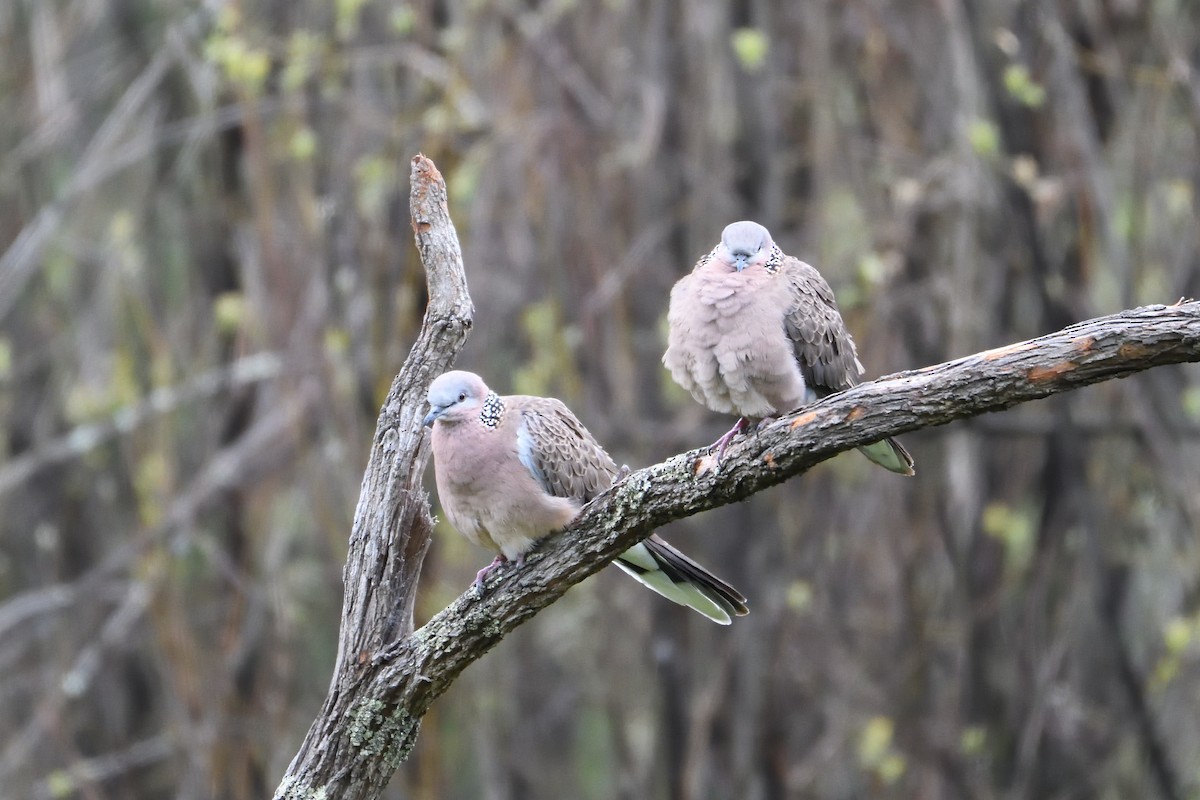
[275, 155, 1200, 799]
[361, 300, 1200, 769]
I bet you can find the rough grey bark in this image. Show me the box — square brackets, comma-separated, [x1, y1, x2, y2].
[275, 154, 472, 799]
[275, 156, 1200, 800]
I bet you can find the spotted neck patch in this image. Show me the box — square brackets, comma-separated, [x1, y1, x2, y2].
[763, 244, 784, 274]
[479, 391, 504, 430]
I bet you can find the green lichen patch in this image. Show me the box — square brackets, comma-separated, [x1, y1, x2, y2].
[347, 698, 421, 769]
[273, 775, 328, 799]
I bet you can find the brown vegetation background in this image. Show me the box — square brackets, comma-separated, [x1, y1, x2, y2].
[3, 1, 1200, 798]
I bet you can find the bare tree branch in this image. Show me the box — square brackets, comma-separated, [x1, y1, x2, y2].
[275, 156, 1200, 799]
[275, 154, 473, 798]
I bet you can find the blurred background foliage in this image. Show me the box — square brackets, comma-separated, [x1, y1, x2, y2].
[2, 0, 1200, 798]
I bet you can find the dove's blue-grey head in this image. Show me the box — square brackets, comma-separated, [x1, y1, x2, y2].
[715, 220, 774, 272]
[424, 370, 489, 427]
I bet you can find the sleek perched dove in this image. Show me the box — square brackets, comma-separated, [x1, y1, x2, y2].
[423, 370, 749, 624]
[663, 220, 914, 475]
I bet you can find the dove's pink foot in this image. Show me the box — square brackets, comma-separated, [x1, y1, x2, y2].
[472, 552, 530, 593]
[712, 417, 750, 462]
[473, 555, 508, 592]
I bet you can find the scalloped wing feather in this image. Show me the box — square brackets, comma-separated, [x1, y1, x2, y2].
[782, 257, 865, 396]
[514, 397, 619, 503]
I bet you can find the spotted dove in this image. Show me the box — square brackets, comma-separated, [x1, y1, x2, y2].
[423, 370, 749, 624]
[663, 220, 914, 475]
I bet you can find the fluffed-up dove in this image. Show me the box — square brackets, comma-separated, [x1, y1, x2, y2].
[423, 370, 749, 624]
[663, 220, 915, 475]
